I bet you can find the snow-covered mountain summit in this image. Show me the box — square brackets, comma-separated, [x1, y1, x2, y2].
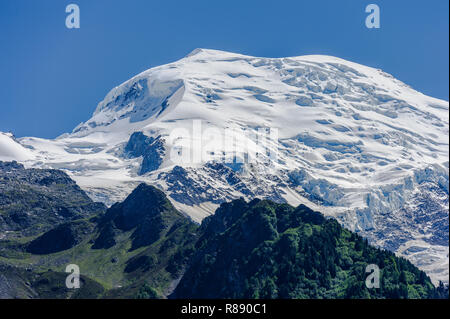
[1, 49, 448, 283]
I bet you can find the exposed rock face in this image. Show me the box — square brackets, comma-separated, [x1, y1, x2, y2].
[157, 163, 286, 207]
[0, 161, 106, 238]
[125, 132, 165, 175]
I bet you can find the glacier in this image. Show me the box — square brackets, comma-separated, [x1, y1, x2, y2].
[0, 48, 448, 284]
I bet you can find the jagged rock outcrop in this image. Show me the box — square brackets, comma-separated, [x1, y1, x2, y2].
[0, 161, 106, 238]
[125, 132, 165, 175]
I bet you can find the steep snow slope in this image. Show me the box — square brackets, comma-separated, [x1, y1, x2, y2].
[2, 49, 449, 283]
[0, 132, 35, 161]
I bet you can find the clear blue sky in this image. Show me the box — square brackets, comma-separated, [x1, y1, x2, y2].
[0, 0, 448, 138]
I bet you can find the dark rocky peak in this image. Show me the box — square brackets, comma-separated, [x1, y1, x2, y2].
[101, 183, 175, 231]
[94, 183, 190, 251]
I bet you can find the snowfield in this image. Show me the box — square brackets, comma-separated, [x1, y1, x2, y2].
[0, 132, 35, 161]
[1, 49, 448, 284]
